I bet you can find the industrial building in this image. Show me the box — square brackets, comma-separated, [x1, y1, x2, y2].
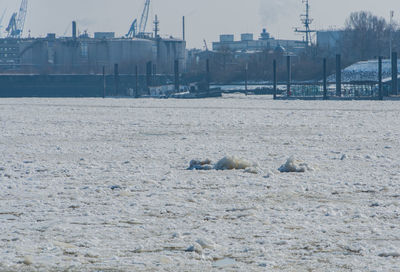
[0, 0, 186, 75]
[212, 29, 305, 53]
[0, 24, 185, 75]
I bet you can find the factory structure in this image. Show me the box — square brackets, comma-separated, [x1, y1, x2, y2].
[0, 0, 347, 76]
[211, 0, 342, 55]
[212, 29, 305, 54]
[0, 0, 186, 75]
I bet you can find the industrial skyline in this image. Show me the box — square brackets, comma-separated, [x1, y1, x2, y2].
[0, 0, 399, 48]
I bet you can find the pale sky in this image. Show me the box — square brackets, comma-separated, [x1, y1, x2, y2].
[1, 0, 400, 48]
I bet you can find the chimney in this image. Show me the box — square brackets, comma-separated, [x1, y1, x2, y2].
[72, 21, 77, 39]
[182, 16, 185, 41]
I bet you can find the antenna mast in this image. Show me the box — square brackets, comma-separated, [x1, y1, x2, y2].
[153, 15, 159, 38]
[294, 0, 315, 47]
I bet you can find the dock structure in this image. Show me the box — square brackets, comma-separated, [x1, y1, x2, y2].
[271, 54, 400, 101]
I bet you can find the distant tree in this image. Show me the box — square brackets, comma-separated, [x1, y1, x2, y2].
[342, 11, 390, 61]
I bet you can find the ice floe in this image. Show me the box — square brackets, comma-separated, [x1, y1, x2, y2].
[278, 156, 313, 173]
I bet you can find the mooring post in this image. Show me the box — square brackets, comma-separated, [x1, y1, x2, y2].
[102, 66, 106, 98]
[273, 59, 277, 100]
[379, 56, 383, 100]
[152, 63, 157, 86]
[206, 59, 210, 92]
[174, 60, 180, 92]
[392, 52, 398, 96]
[146, 61, 152, 94]
[135, 65, 139, 98]
[323, 58, 327, 100]
[245, 63, 248, 95]
[286, 55, 291, 97]
[114, 63, 119, 96]
[336, 54, 342, 97]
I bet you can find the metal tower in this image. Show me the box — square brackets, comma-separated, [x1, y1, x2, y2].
[153, 15, 159, 38]
[6, 0, 28, 38]
[138, 0, 150, 35]
[294, 0, 315, 46]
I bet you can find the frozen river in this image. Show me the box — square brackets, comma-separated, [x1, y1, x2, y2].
[0, 95, 399, 271]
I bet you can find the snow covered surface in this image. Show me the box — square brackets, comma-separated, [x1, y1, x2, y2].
[1, 94, 400, 271]
[328, 59, 400, 82]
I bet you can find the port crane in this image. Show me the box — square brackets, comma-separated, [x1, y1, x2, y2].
[0, 9, 8, 37]
[126, 19, 137, 38]
[126, 0, 151, 38]
[138, 0, 150, 36]
[6, 0, 28, 38]
[203, 39, 209, 51]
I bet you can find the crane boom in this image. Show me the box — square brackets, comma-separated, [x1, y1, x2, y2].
[16, 0, 28, 35]
[0, 8, 7, 27]
[126, 19, 137, 38]
[6, 0, 28, 38]
[138, 0, 150, 34]
[6, 12, 17, 36]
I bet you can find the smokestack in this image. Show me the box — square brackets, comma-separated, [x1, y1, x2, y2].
[182, 16, 185, 41]
[72, 21, 77, 39]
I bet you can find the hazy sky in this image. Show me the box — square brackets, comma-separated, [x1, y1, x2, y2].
[1, 0, 400, 48]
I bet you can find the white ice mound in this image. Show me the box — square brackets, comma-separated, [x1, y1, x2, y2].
[188, 159, 213, 170]
[279, 156, 312, 173]
[215, 156, 253, 170]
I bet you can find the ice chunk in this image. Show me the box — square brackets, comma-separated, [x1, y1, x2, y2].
[185, 243, 203, 254]
[23, 256, 33, 265]
[188, 159, 213, 170]
[244, 167, 259, 174]
[215, 156, 252, 170]
[279, 156, 312, 173]
[188, 156, 255, 171]
[195, 238, 215, 249]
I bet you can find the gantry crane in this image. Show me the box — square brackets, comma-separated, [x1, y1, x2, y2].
[126, 0, 151, 38]
[6, 0, 28, 38]
[126, 19, 137, 38]
[138, 0, 150, 36]
[0, 9, 8, 37]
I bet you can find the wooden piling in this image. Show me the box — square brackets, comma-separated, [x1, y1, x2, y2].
[102, 66, 106, 98]
[245, 63, 248, 95]
[286, 55, 291, 97]
[379, 56, 383, 100]
[152, 63, 157, 86]
[273, 59, 277, 100]
[114, 63, 119, 96]
[392, 52, 398, 96]
[206, 59, 210, 92]
[135, 65, 139, 98]
[323, 58, 327, 100]
[146, 61, 152, 94]
[174, 60, 179, 92]
[336, 54, 341, 97]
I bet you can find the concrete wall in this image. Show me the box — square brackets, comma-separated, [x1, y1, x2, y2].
[155, 38, 186, 74]
[0, 74, 173, 97]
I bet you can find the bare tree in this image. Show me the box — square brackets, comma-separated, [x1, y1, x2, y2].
[343, 11, 390, 61]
